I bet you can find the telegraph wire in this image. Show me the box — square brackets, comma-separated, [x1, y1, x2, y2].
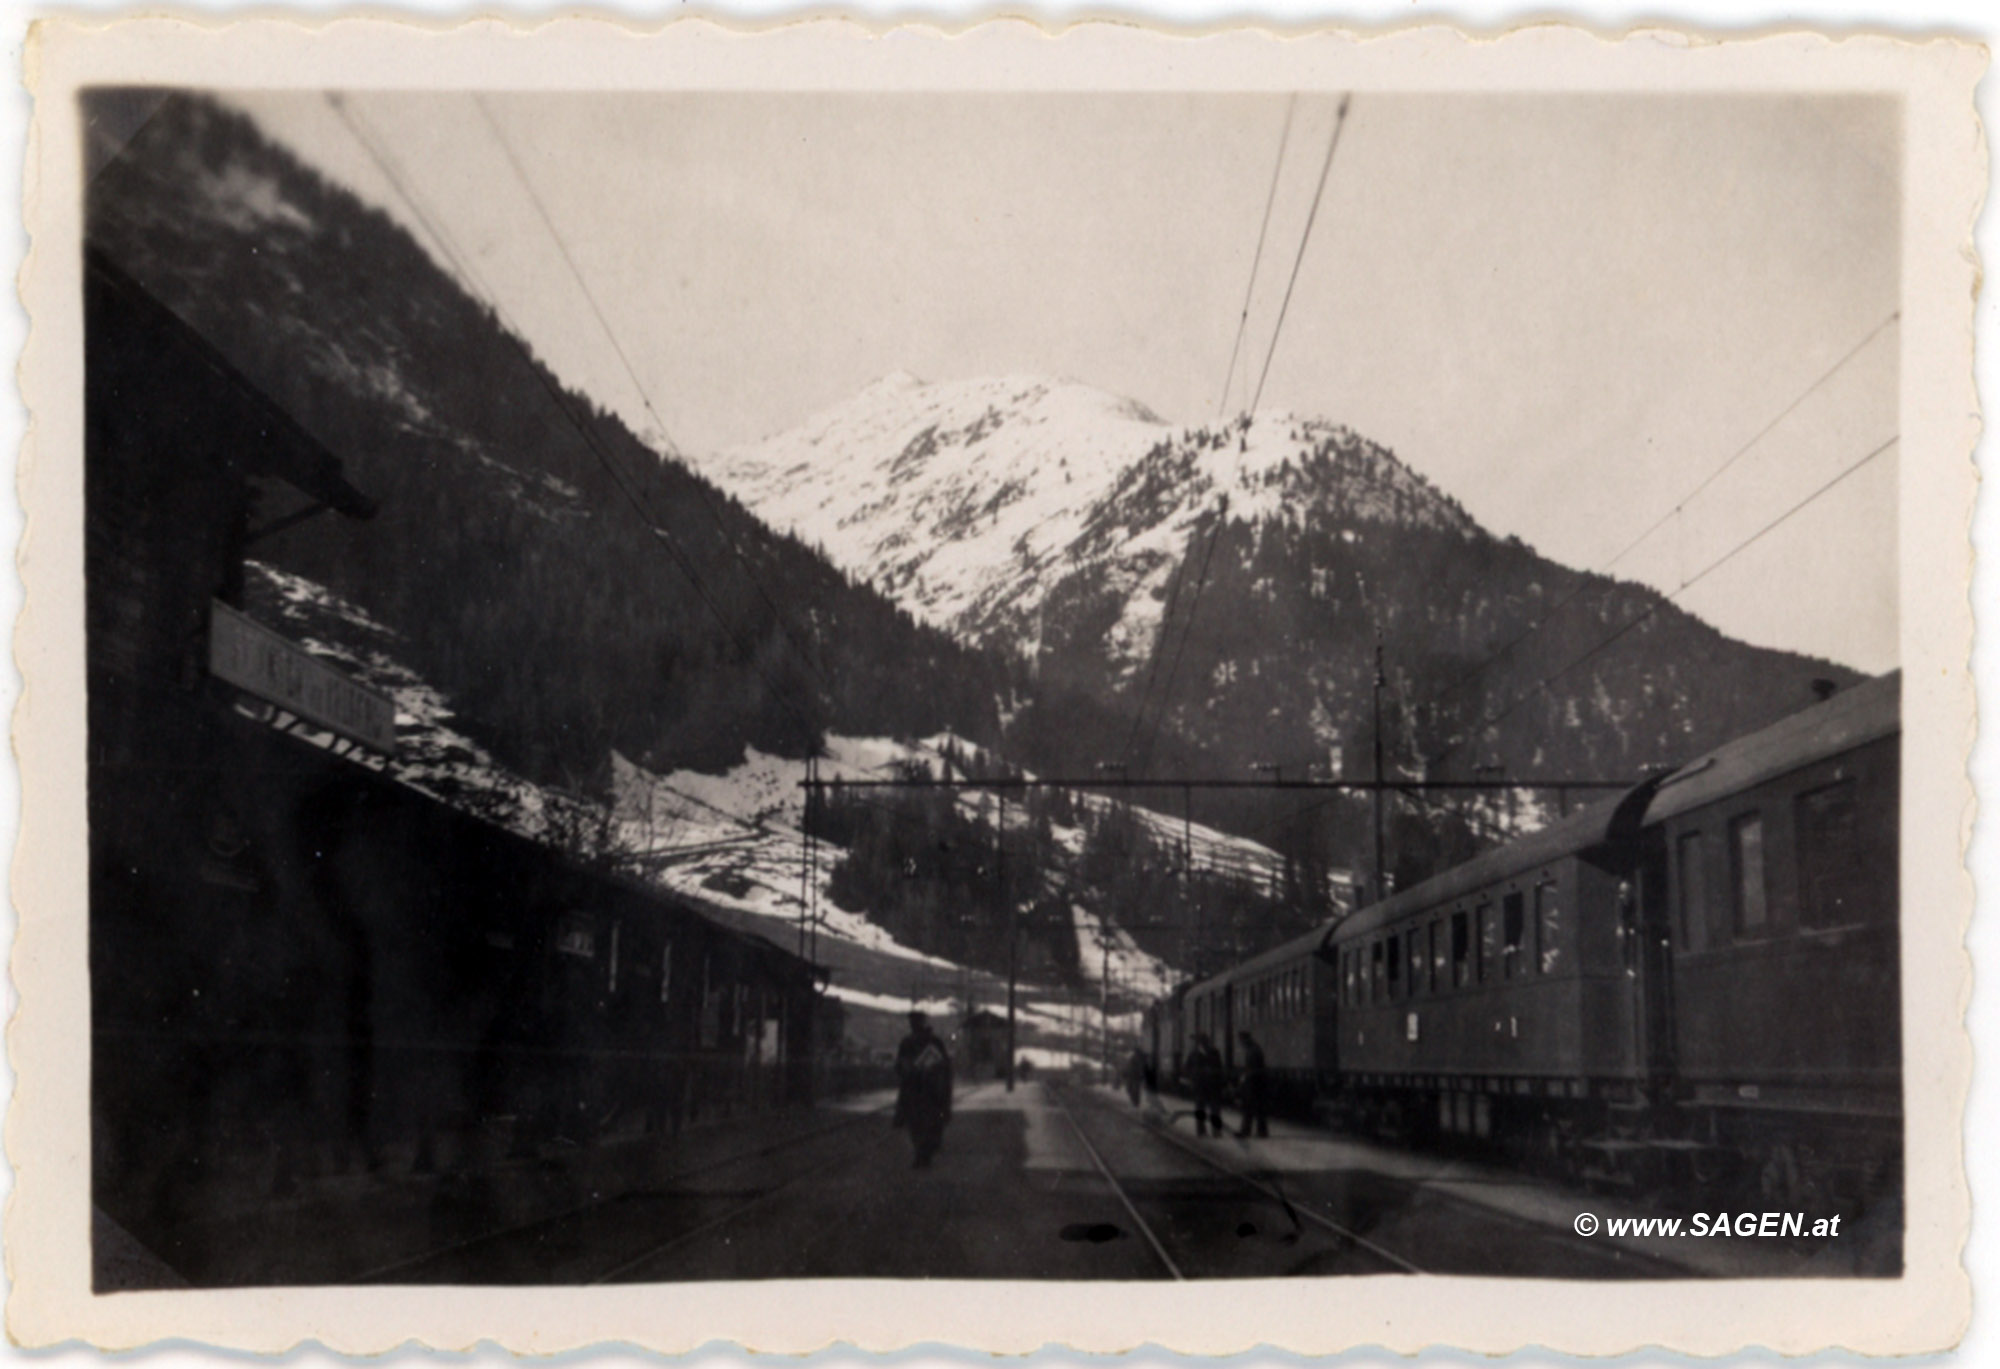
[1247, 93, 1352, 415]
[324, 93, 827, 746]
[1126, 94, 1354, 775]
[1419, 309, 1899, 725]
[1233, 428, 1898, 844]
[1124, 97, 1299, 766]
[1605, 311, 1899, 577]
[471, 95, 838, 705]
[1215, 94, 1298, 419]
[1431, 432, 1898, 766]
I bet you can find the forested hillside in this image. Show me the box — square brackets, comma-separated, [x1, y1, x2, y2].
[85, 92, 1006, 785]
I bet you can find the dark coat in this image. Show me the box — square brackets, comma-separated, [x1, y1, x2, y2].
[1187, 1042, 1226, 1106]
[894, 1026, 954, 1134]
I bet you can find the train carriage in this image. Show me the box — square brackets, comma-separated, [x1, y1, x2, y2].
[1326, 783, 1663, 1154]
[1177, 920, 1341, 1113]
[1645, 671, 1901, 1202]
[1147, 671, 1903, 1207]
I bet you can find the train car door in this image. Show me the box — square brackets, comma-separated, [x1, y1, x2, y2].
[1634, 836, 1678, 1091]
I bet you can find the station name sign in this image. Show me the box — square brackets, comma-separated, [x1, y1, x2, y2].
[209, 600, 398, 753]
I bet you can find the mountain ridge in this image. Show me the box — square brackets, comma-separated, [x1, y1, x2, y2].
[690, 366, 1864, 819]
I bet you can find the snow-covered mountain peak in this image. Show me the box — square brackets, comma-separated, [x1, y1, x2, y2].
[687, 373, 1479, 681]
[697, 373, 1176, 631]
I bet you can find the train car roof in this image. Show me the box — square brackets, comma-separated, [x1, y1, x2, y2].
[1185, 916, 1344, 995]
[1331, 788, 1649, 946]
[1329, 672, 1900, 948]
[1643, 670, 1900, 822]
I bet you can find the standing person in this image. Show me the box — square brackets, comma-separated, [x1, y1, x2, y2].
[1235, 1030, 1271, 1139]
[1123, 1045, 1148, 1108]
[1187, 1032, 1226, 1138]
[894, 1010, 954, 1168]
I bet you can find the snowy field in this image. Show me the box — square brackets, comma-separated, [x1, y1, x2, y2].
[234, 563, 1243, 1058]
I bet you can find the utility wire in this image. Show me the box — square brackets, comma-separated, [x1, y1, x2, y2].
[1431, 433, 1898, 766]
[1128, 95, 1354, 775]
[325, 93, 825, 745]
[472, 95, 837, 705]
[1231, 428, 1898, 845]
[1247, 93, 1351, 415]
[1125, 95, 1302, 767]
[1215, 95, 1297, 419]
[1419, 310, 1899, 728]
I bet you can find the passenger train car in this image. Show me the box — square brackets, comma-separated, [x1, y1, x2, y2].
[1147, 672, 1901, 1206]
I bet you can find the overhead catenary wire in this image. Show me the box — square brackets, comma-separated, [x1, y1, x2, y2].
[1214, 94, 1298, 419]
[1247, 93, 1352, 416]
[1226, 427, 1901, 849]
[1417, 309, 1900, 731]
[1125, 94, 1354, 776]
[471, 95, 839, 707]
[1431, 432, 1899, 767]
[1122, 95, 1292, 766]
[323, 93, 827, 748]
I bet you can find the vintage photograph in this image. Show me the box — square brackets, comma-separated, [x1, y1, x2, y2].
[10, 17, 1979, 1359]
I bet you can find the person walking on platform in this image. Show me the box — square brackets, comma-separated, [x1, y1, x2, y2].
[1123, 1046, 1148, 1108]
[894, 1010, 954, 1168]
[1235, 1030, 1271, 1139]
[1187, 1033, 1226, 1138]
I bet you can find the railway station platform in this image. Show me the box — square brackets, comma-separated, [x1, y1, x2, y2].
[97, 1086, 901, 1288]
[103, 1080, 1896, 1286]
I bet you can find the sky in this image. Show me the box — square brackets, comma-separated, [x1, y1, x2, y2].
[229, 89, 1901, 674]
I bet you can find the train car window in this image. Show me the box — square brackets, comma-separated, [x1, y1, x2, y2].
[1797, 780, 1865, 931]
[1731, 812, 1769, 934]
[1371, 940, 1385, 1001]
[1428, 920, 1442, 994]
[1451, 912, 1470, 988]
[1476, 901, 1495, 982]
[1536, 881, 1562, 974]
[1677, 832, 1707, 951]
[1502, 893, 1525, 978]
[1387, 935, 1402, 1000]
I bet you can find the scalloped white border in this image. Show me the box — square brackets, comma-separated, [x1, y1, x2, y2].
[8, 16, 1981, 1356]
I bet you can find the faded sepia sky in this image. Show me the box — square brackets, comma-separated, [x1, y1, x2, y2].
[231, 91, 1900, 673]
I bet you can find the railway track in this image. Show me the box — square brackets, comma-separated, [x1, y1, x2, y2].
[1048, 1083, 1421, 1277]
[1064, 1084, 1704, 1279]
